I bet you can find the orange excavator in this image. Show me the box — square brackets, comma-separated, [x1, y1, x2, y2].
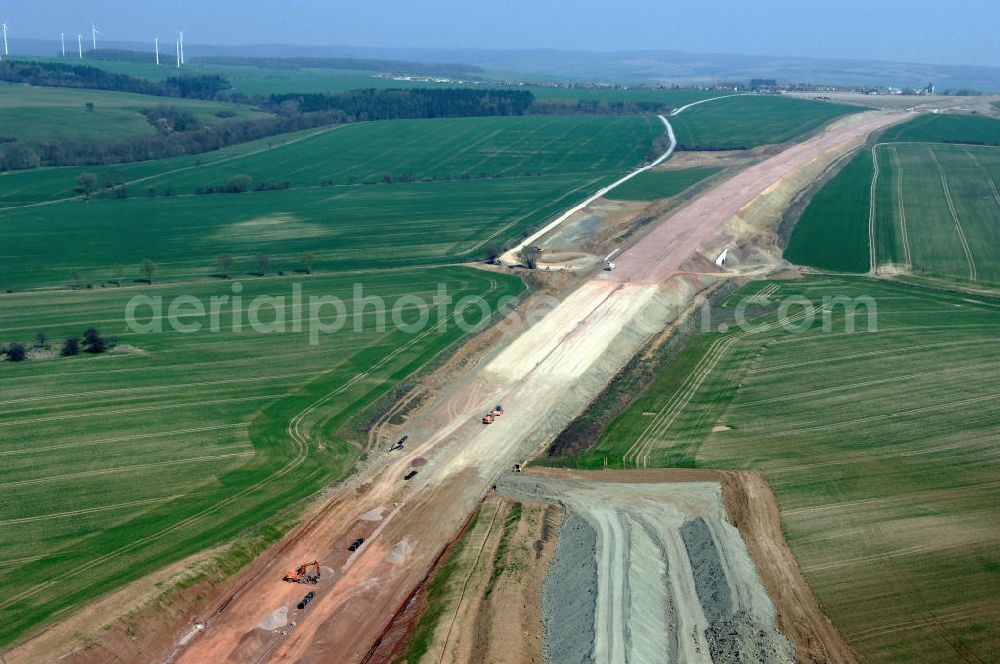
[282, 560, 321, 584]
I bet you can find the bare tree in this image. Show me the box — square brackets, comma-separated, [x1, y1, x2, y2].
[140, 258, 156, 284]
[218, 254, 233, 279]
[113, 264, 125, 287]
[519, 246, 542, 270]
[71, 268, 83, 287]
[302, 251, 316, 275]
[256, 253, 269, 277]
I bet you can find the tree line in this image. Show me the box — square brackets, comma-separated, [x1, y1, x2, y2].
[0, 59, 230, 99]
[268, 88, 535, 119]
[2, 328, 113, 363]
[2, 108, 351, 170]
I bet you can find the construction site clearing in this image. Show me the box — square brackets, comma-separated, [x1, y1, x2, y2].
[377, 468, 853, 664]
[2, 109, 906, 664]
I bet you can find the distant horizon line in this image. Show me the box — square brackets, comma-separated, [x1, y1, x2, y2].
[4, 36, 999, 72]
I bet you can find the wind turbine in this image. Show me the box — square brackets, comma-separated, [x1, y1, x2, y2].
[61, 32, 66, 57]
[178, 30, 184, 65]
[77, 33, 83, 58]
[154, 37, 159, 65]
[175, 38, 180, 68]
[90, 20, 101, 50]
[2, 20, 9, 59]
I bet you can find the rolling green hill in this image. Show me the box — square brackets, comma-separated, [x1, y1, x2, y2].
[0, 81, 264, 145]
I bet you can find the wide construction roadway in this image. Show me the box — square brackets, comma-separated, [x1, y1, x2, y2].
[171, 110, 901, 664]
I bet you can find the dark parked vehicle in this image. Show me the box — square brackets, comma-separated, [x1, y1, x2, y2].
[348, 537, 365, 552]
[297, 591, 315, 610]
[403, 470, 418, 480]
[390, 434, 408, 452]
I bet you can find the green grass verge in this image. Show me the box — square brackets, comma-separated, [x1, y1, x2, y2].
[0, 266, 523, 648]
[604, 167, 720, 201]
[670, 95, 860, 150]
[555, 277, 1000, 662]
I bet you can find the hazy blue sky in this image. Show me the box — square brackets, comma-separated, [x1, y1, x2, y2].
[4, 0, 998, 67]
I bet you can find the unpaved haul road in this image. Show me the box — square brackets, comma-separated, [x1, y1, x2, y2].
[168, 111, 900, 664]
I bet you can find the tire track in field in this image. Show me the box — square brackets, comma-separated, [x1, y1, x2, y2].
[622, 306, 825, 467]
[928, 147, 978, 283]
[732, 392, 999, 442]
[0, 369, 330, 407]
[867, 144, 881, 274]
[731, 362, 988, 409]
[963, 147, 1000, 207]
[889, 147, 913, 268]
[0, 451, 253, 490]
[0, 495, 182, 526]
[748, 337, 998, 373]
[0, 423, 247, 457]
[0, 394, 280, 428]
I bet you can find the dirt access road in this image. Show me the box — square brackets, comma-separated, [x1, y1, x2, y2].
[163, 111, 901, 664]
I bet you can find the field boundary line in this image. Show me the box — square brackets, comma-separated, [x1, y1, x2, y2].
[928, 147, 977, 283]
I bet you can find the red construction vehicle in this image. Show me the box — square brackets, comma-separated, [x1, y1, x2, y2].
[482, 412, 493, 424]
[282, 560, 321, 584]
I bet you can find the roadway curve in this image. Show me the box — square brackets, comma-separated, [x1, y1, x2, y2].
[500, 92, 750, 265]
[166, 110, 902, 664]
[500, 113, 676, 265]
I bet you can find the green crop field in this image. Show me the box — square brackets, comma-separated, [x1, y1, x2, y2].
[604, 166, 720, 201]
[0, 115, 664, 289]
[1, 174, 608, 289]
[787, 119, 1000, 290]
[0, 114, 663, 204]
[879, 112, 1000, 146]
[669, 94, 859, 149]
[559, 277, 1000, 662]
[784, 149, 874, 273]
[873, 143, 1000, 288]
[0, 267, 523, 646]
[0, 81, 264, 144]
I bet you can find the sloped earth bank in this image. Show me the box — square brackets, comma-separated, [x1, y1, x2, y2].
[14, 111, 897, 664]
[386, 496, 562, 664]
[497, 470, 794, 664]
